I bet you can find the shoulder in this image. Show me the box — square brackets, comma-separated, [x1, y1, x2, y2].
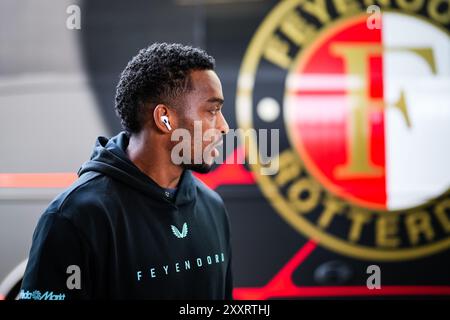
[43, 171, 117, 228]
[192, 176, 226, 209]
[31, 172, 123, 258]
[192, 176, 231, 229]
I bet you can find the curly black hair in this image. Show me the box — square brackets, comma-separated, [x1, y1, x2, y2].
[115, 43, 215, 134]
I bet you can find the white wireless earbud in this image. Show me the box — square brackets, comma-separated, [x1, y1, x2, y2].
[161, 115, 172, 131]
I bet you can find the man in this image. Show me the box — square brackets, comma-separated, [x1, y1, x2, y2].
[20, 43, 232, 299]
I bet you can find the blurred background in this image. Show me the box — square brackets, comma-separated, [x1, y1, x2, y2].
[0, 0, 449, 300]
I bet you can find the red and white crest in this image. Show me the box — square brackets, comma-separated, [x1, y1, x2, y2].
[285, 13, 450, 211]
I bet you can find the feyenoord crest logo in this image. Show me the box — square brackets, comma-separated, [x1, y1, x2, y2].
[236, 0, 450, 260]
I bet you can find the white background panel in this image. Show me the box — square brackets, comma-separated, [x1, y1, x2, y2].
[383, 13, 450, 210]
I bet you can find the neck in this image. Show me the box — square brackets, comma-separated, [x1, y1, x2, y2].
[126, 129, 183, 189]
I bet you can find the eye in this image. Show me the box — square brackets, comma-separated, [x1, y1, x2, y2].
[209, 109, 218, 115]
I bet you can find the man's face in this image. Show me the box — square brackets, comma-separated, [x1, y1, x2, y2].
[176, 69, 229, 173]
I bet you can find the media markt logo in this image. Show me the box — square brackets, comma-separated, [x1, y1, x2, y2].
[19, 289, 65, 300]
[171, 222, 188, 239]
[236, 0, 450, 261]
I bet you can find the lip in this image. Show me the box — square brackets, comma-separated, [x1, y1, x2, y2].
[209, 136, 223, 149]
[214, 139, 223, 148]
[209, 138, 223, 158]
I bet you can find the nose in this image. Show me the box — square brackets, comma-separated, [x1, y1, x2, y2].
[218, 112, 230, 135]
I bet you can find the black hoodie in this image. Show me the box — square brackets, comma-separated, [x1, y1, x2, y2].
[20, 132, 233, 300]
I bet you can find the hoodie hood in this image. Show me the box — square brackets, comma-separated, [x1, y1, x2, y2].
[77, 132, 197, 206]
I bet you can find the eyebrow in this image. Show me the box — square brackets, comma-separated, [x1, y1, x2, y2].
[206, 97, 225, 105]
